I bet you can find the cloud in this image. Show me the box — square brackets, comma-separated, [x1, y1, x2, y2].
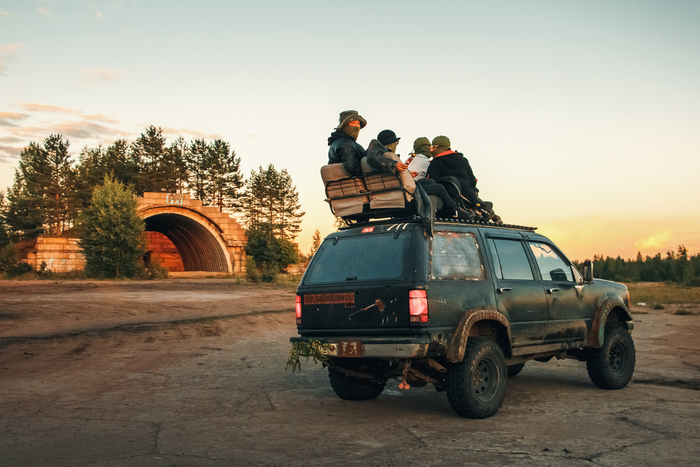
[17, 102, 81, 114]
[0, 144, 24, 164]
[37, 8, 50, 16]
[635, 230, 673, 251]
[81, 68, 127, 84]
[0, 9, 10, 16]
[96, 12, 103, 19]
[0, 112, 30, 127]
[50, 120, 129, 140]
[0, 43, 22, 76]
[161, 127, 222, 140]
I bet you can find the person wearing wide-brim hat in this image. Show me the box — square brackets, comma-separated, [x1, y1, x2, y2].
[327, 110, 367, 176]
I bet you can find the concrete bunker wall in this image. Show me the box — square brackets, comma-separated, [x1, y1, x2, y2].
[137, 193, 247, 274]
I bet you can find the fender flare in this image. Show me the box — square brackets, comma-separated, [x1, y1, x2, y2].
[446, 307, 512, 363]
[585, 294, 633, 348]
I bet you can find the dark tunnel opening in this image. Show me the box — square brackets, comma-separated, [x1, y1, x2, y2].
[144, 213, 229, 272]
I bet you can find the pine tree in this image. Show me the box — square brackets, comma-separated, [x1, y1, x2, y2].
[242, 164, 304, 272]
[4, 135, 77, 238]
[0, 192, 9, 248]
[186, 138, 209, 201]
[308, 229, 321, 258]
[130, 126, 167, 194]
[163, 136, 189, 193]
[243, 164, 304, 240]
[104, 139, 137, 186]
[78, 177, 145, 278]
[206, 139, 243, 212]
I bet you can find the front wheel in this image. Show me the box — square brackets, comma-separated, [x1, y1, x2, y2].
[586, 325, 636, 389]
[328, 366, 386, 401]
[446, 338, 508, 418]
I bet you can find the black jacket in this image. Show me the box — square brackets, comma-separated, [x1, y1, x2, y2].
[328, 130, 365, 176]
[364, 139, 399, 173]
[426, 151, 479, 204]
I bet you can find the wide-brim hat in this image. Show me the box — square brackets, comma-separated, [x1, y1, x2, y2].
[336, 110, 367, 129]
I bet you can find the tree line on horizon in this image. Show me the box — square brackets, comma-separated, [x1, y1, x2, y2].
[0, 127, 305, 279]
[573, 245, 700, 287]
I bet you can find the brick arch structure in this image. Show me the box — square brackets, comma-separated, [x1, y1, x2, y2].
[137, 193, 247, 274]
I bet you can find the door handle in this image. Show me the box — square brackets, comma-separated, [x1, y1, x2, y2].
[497, 288, 512, 294]
[547, 288, 560, 294]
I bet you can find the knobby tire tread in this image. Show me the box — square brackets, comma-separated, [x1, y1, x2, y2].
[586, 324, 636, 390]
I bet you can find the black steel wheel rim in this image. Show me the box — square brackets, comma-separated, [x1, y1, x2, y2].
[473, 356, 498, 401]
[609, 340, 628, 376]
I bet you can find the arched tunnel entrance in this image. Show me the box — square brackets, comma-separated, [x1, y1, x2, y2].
[144, 213, 229, 273]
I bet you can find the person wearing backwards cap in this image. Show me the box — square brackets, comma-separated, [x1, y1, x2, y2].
[327, 110, 367, 176]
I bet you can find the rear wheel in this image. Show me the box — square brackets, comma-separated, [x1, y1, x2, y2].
[446, 338, 508, 418]
[328, 366, 386, 401]
[507, 362, 525, 377]
[586, 325, 636, 389]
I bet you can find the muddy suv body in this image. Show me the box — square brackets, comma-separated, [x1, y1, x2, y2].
[293, 218, 635, 418]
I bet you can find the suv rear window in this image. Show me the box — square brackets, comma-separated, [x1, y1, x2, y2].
[304, 231, 412, 285]
[431, 231, 483, 280]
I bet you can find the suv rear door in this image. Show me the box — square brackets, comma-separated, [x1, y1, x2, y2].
[298, 226, 419, 333]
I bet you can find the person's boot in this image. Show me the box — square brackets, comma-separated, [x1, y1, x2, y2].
[455, 208, 475, 221]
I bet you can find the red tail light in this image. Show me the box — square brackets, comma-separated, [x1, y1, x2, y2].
[409, 290, 428, 323]
[295, 295, 302, 325]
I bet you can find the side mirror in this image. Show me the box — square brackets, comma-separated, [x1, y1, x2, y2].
[582, 260, 593, 283]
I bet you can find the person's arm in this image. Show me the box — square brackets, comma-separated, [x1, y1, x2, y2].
[337, 141, 362, 176]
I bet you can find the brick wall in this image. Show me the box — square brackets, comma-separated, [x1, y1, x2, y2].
[145, 231, 184, 272]
[26, 237, 85, 273]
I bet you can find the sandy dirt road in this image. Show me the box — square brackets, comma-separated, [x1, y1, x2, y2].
[0, 280, 699, 466]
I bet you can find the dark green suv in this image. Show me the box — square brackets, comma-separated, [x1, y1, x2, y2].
[292, 218, 635, 418]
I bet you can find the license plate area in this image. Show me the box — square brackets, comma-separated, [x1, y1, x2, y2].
[337, 339, 364, 358]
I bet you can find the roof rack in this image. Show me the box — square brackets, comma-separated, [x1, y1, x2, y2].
[435, 218, 538, 231]
[340, 216, 537, 232]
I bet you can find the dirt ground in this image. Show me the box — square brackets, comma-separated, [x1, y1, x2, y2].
[1, 280, 698, 467]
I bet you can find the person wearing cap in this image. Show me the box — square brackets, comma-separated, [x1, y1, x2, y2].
[406, 137, 431, 180]
[327, 110, 367, 176]
[427, 135, 502, 222]
[362, 129, 415, 194]
[426, 135, 479, 206]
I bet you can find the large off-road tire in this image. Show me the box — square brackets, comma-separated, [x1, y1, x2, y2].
[507, 362, 525, 377]
[446, 338, 508, 419]
[328, 366, 386, 401]
[586, 324, 636, 389]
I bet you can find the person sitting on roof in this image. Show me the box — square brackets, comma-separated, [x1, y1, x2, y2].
[427, 135, 501, 222]
[327, 110, 367, 177]
[406, 137, 431, 180]
[363, 130, 471, 219]
[361, 129, 415, 194]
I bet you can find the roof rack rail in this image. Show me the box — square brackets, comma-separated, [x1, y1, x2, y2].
[340, 216, 537, 232]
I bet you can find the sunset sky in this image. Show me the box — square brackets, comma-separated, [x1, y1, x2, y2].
[1, 0, 699, 261]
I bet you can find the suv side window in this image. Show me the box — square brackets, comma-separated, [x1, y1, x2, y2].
[432, 231, 483, 280]
[488, 238, 534, 280]
[529, 242, 574, 282]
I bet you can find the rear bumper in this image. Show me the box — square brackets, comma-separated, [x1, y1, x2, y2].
[290, 336, 431, 358]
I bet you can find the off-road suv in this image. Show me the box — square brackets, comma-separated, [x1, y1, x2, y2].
[292, 218, 635, 418]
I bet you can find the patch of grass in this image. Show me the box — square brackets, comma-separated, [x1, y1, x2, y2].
[674, 309, 696, 316]
[625, 283, 700, 305]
